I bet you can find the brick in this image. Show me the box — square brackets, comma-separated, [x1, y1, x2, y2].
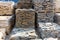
[0, 1, 14, 15]
[33, 0, 54, 13]
[15, 9, 35, 28]
[10, 28, 38, 40]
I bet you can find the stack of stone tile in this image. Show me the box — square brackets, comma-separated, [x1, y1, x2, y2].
[16, 0, 33, 9]
[37, 22, 60, 39]
[32, 0, 54, 22]
[10, 28, 38, 40]
[0, 15, 14, 35]
[15, 9, 35, 28]
[0, 1, 14, 15]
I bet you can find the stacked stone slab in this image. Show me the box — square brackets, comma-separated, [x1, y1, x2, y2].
[0, 15, 14, 35]
[37, 22, 60, 39]
[16, 0, 33, 9]
[32, 0, 54, 22]
[15, 9, 35, 28]
[10, 28, 38, 40]
[0, 1, 14, 15]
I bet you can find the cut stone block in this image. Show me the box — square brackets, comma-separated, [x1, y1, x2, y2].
[0, 15, 14, 34]
[0, 1, 14, 15]
[16, 1, 32, 9]
[37, 12, 54, 22]
[10, 28, 38, 40]
[15, 9, 35, 28]
[37, 22, 60, 38]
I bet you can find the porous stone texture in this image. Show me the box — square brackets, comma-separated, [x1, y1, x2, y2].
[0, 1, 14, 15]
[16, 0, 33, 9]
[37, 22, 60, 39]
[0, 15, 14, 34]
[10, 28, 38, 40]
[15, 9, 35, 28]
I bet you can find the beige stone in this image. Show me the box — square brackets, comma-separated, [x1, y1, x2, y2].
[0, 1, 14, 15]
[0, 28, 6, 40]
[0, 15, 14, 34]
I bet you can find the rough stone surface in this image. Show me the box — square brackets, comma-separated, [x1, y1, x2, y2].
[0, 1, 14, 15]
[10, 28, 38, 40]
[0, 15, 14, 34]
[37, 22, 60, 38]
[15, 9, 35, 28]
[33, 0, 54, 13]
[37, 12, 54, 22]
[16, 0, 33, 9]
